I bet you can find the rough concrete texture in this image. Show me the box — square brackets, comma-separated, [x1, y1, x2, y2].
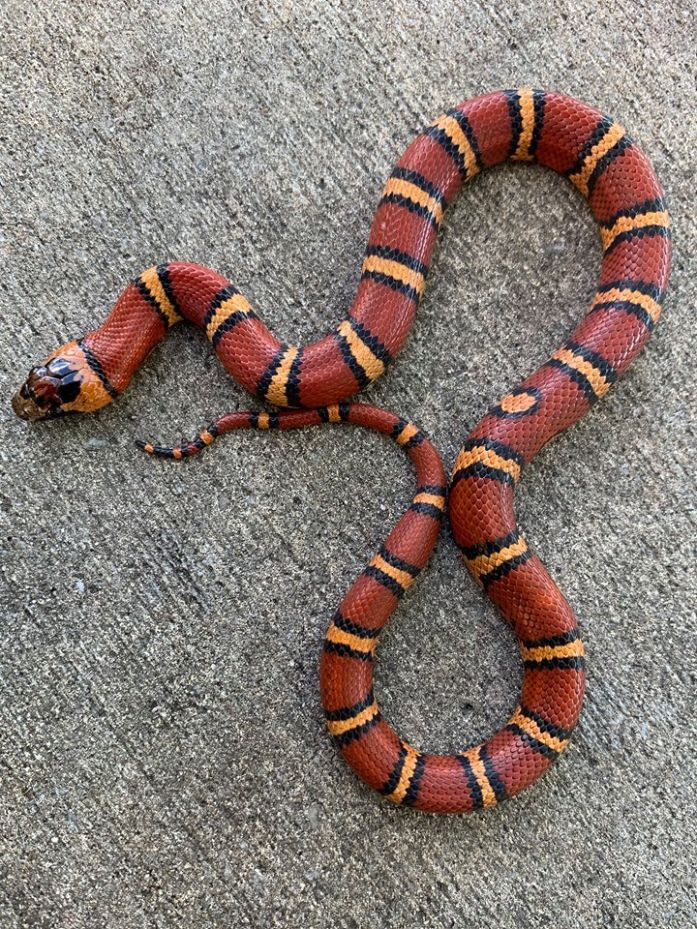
[1, 1, 695, 926]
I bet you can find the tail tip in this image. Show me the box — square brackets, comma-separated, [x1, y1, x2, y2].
[135, 439, 155, 455]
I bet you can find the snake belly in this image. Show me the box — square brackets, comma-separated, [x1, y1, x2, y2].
[12, 89, 671, 813]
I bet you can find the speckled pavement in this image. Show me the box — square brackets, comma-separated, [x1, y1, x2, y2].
[1, 2, 695, 927]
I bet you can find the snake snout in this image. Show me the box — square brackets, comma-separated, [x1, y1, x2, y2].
[12, 356, 82, 421]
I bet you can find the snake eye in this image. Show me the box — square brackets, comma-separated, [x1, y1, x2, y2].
[57, 378, 81, 404]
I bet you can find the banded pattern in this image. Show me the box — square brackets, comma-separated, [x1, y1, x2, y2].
[520, 629, 586, 671]
[325, 611, 379, 661]
[380, 742, 425, 806]
[427, 108, 482, 181]
[365, 545, 421, 598]
[506, 87, 546, 162]
[566, 116, 629, 197]
[545, 340, 617, 404]
[335, 318, 389, 388]
[381, 167, 447, 229]
[204, 285, 256, 346]
[506, 705, 572, 758]
[15, 89, 670, 813]
[451, 437, 524, 487]
[461, 529, 531, 589]
[361, 244, 428, 301]
[326, 693, 381, 746]
[412, 483, 447, 517]
[77, 339, 120, 400]
[590, 280, 663, 329]
[458, 745, 507, 809]
[599, 198, 671, 253]
[133, 265, 182, 329]
[392, 418, 427, 448]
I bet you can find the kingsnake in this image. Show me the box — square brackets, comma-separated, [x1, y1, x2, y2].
[12, 89, 671, 813]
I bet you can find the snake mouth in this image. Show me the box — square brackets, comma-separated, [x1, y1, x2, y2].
[11, 378, 62, 421]
[12, 385, 46, 421]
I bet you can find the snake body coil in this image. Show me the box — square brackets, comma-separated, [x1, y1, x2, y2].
[13, 90, 671, 813]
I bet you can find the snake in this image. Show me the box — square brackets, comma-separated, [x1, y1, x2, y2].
[12, 89, 671, 813]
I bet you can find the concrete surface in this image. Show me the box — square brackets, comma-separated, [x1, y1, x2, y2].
[1, 1, 695, 927]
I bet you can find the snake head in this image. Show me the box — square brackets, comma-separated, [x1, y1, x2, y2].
[12, 340, 114, 421]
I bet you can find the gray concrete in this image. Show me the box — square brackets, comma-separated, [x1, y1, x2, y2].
[1, 1, 695, 926]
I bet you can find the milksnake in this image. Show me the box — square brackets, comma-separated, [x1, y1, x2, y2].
[13, 89, 671, 813]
